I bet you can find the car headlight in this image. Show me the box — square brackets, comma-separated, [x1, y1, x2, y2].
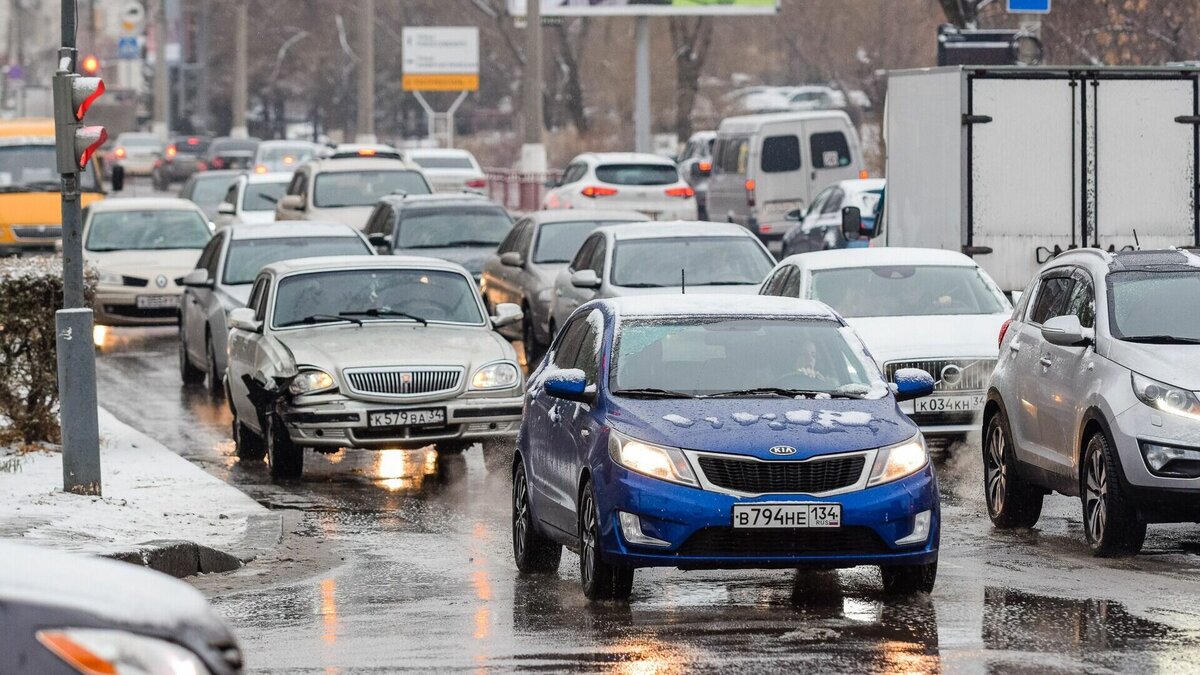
[867, 435, 928, 486]
[37, 628, 211, 675]
[98, 270, 123, 286]
[608, 431, 698, 486]
[471, 362, 520, 390]
[288, 369, 336, 395]
[1132, 372, 1200, 420]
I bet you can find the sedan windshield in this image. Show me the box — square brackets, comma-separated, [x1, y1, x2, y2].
[273, 269, 483, 328]
[242, 182, 288, 211]
[313, 170, 431, 207]
[223, 237, 370, 285]
[612, 317, 884, 398]
[810, 265, 1008, 318]
[396, 207, 512, 248]
[595, 164, 678, 186]
[535, 220, 632, 264]
[610, 237, 773, 287]
[1109, 270, 1200, 342]
[86, 210, 211, 252]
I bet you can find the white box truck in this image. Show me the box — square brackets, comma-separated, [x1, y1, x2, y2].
[882, 66, 1200, 292]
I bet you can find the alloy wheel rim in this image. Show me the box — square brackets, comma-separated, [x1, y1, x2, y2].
[985, 423, 1007, 514]
[581, 493, 595, 587]
[1085, 446, 1108, 543]
[513, 471, 528, 561]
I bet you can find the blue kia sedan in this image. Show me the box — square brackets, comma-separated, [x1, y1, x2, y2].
[512, 295, 939, 600]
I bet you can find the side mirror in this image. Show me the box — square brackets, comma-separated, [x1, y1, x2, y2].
[228, 307, 262, 333]
[841, 206, 867, 241]
[893, 368, 935, 402]
[367, 233, 391, 252]
[491, 302, 523, 329]
[785, 208, 805, 222]
[500, 251, 524, 268]
[280, 194, 306, 211]
[570, 269, 601, 289]
[1041, 314, 1092, 347]
[543, 368, 592, 403]
[110, 165, 125, 192]
[217, 202, 236, 216]
[182, 269, 213, 288]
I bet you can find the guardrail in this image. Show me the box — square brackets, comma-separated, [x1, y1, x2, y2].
[484, 168, 563, 213]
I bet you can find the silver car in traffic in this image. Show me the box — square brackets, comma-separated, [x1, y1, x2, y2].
[225, 256, 525, 480]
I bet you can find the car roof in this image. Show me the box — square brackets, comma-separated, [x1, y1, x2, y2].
[524, 209, 650, 225]
[574, 152, 676, 166]
[88, 197, 204, 213]
[600, 294, 839, 320]
[307, 157, 417, 172]
[379, 192, 495, 209]
[1051, 247, 1200, 274]
[225, 221, 361, 240]
[407, 148, 475, 157]
[599, 220, 754, 241]
[262, 254, 470, 277]
[781, 247, 978, 270]
[719, 109, 852, 131]
[834, 178, 885, 192]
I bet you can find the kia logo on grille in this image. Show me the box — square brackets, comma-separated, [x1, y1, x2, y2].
[769, 445, 797, 456]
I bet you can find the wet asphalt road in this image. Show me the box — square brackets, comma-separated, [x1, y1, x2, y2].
[95, 322, 1200, 673]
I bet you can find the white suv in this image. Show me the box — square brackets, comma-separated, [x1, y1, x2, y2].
[542, 152, 697, 221]
[275, 150, 431, 230]
[986, 249, 1200, 556]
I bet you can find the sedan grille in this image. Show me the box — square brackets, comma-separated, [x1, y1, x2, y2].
[344, 367, 462, 397]
[884, 358, 995, 393]
[679, 526, 888, 556]
[696, 454, 866, 495]
[11, 225, 61, 240]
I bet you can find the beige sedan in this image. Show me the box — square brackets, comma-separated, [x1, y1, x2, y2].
[225, 255, 525, 480]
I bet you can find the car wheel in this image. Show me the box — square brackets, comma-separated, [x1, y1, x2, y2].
[983, 409, 1043, 528]
[880, 560, 937, 595]
[232, 415, 266, 462]
[512, 460, 562, 574]
[266, 414, 303, 481]
[1083, 432, 1146, 556]
[179, 333, 204, 384]
[578, 480, 634, 601]
[522, 312, 543, 365]
[482, 440, 512, 474]
[204, 336, 224, 399]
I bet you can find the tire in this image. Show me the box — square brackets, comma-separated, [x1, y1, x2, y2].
[266, 414, 303, 481]
[512, 460, 562, 574]
[204, 336, 224, 399]
[482, 440, 513, 474]
[179, 333, 204, 384]
[232, 415, 266, 462]
[1082, 432, 1146, 556]
[578, 481, 634, 601]
[983, 410, 1044, 528]
[880, 560, 938, 595]
[522, 312, 543, 366]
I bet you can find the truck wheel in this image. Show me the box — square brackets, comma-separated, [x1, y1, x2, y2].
[579, 481, 633, 600]
[983, 410, 1043, 528]
[880, 559, 937, 595]
[513, 460, 562, 574]
[266, 415, 303, 481]
[1083, 433, 1146, 556]
[179, 334, 204, 384]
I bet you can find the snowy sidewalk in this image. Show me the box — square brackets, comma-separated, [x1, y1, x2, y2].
[0, 408, 280, 577]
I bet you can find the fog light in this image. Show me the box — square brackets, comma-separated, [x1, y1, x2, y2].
[618, 511, 670, 547]
[1140, 441, 1200, 478]
[895, 510, 932, 546]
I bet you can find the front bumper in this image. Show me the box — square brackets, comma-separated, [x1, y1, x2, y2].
[592, 461, 939, 570]
[94, 289, 182, 326]
[1109, 403, 1200, 522]
[282, 394, 524, 450]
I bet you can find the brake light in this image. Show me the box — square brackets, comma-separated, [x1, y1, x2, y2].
[114, 147, 126, 159]
[211, 157, 225, 169]
[745, 179, 756, 207]
[698, 161, 712, 173]
[186, 136, 200, 146]
[196, 161, 208, 171]
[581, 186, 618, 198]
[166, 144, 177, 158]
[358, 148, 377, 156]
[859, 170, 870, 179]
[254, 164, 268, 174]
[998, 319, 1013, 347]
[467, 178, 487, 189]
[665, 186, 694, 198]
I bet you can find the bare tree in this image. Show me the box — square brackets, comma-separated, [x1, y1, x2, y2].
[669, 17, 714, 141]
[551, 19, 591, 133]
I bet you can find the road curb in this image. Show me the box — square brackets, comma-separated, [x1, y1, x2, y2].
[105, 539, 244, 578]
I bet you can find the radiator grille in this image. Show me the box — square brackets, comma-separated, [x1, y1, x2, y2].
[696, 454, 866, 495]
[344, 368, 462, 397]
[884, 359, 995, 393]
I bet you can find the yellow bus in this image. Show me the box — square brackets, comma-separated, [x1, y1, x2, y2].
[0, 118, 109, 255]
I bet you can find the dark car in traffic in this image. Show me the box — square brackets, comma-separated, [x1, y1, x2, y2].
[180, 169, 242, 221]
[152, 134, 212, 190]
[364, 193, 513, 280]
[198, 137, 261, 173]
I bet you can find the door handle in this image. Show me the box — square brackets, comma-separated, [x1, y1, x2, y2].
[1039, 357, 1052, 367]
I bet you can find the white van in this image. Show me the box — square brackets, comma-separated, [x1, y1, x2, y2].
[707, 111, 865, 243]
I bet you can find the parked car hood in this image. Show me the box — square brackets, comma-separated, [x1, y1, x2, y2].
[607, 396, 917, 461]
[87, 248, 203, 281]
[1104, 340, 1200, 390]
[845, 313, 1007, 366]
[394, 245, 494, 276]
[274, 322, 510, 371]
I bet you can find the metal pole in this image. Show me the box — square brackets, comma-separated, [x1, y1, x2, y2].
[196, 0, 210, 133]
[355, 0, 375, 143]
[230, 0, 247, 138]
[519, 0, 546, 172]
[54, 0, 101, 495]
[633, 16, 651, 154]
[152, 0, 168, 139]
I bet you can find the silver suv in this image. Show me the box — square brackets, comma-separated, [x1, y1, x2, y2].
[985, 249, 1200, 556]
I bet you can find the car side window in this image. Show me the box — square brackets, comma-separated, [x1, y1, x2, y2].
[1064, 272, 1096, 329]
[761, 135, 802, 173]
[498, 220, 525, 254]
[573, 312, 602, 385]
[571, 235, 599, 272]
[808, 187, 833, 217]
[204, 233, 223, 279]
[254, 281, 271, 323]
[780, 266, 802, 298]
[1028, 274, 1076, 325]
[552, 318, 588, 370]
[587, 237, 607, 277]
[288, 171, 308, 197]
[760, 268, 786, 296]
[561, 163, 584, 185]
[515, 221, 535, 256]
[223, 183, 238, 207]
[821, 189, 844, 214]
[811, 132, 852, 169]
[194, 234, 220, 272]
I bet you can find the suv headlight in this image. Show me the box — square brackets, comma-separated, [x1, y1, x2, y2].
[289, 369, 335, 395]
[471, 362, 520, 390]
[608, 431, 698, 486]
[1132, 373, 1200, 420]
[867, 435, 928, 486]
[38, 629, 211, 675]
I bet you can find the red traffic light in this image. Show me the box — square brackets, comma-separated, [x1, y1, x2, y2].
[71, 77, 105, 121]
[81, 55, 100, 76]
[75, 126, 108, 169]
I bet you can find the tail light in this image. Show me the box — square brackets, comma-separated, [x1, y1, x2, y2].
[998, 319, 1013, 347]
[186, 136, 200, 146]
[745, 179, 756, 207]
[358, 148, 377, 157]
[211, 157, 225, 169]
[153, 159, 162, 169]
[466, 178, 487, 189]
[698, 161, 712, 173]
[114, 147, 126, 159]
[581, 186, 618, 198]
[166, 144, 177, 158]
[665, 186, 694, 198]
[196, 161, 208, 171]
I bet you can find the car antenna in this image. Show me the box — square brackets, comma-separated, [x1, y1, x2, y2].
[1133, 229, 1141, 250]
[681, 268, 686, 294]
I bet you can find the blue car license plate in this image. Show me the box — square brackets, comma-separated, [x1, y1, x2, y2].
[732, 503, 841, 529]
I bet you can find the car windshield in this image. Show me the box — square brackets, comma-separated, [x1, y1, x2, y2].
[610, 237, 773, 287]
[411, 155, 474, 170]
[595, 164, 679, 186]
[396, 207, 512, 249]
[223, 236, 370, 285]
[189, 176, 237, 205]
[86, 210, 211, 252]
[313, 170, 431, 207]
[1108, 269, 1200, 341]
[534, 220, 631, 264]
[810, 265, 1008, 318]
[273, 268, 483, 328]
[612, 317, 885, 398]
[0, 144, 99, 192]
[242, 182, 288, 211]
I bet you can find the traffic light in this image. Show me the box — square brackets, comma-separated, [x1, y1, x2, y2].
[52, 71, 108, 173]
[80, 54, 100, 75]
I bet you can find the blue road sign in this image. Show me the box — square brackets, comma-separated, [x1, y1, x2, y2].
[117, 37, 140, 60]
[1008, 0, 1050, 13]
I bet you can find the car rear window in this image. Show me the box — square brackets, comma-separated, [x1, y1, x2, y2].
[761, 135, 802, 173]
[313, 170, 432, 207]
[811, 132, 852, 169]
[594, 164, 678, 186]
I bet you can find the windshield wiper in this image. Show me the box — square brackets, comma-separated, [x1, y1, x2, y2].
[703, 387, 863, 399]
[283, 314, 361, 327]
[1121, 335, 1200, 345]
[613, 387, 697, 399]
[704, 280, 756, 286]
[257, 194, 278, 204]
[402, 240, 500, 249]
[339, 308, 427, 325]
[617, 283, 667, 288]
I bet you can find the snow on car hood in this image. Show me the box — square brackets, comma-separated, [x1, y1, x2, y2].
[845, 313, 1008, 365]
[86, 248, 203, 282]
[274, 322, 511, 373]
[608, 396, 917, 461]
[1104, 340, 1200, 390]
[394, 246, 493, 276]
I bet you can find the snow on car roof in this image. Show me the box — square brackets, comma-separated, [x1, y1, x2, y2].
[600, 221, 752, 241]
[87, 197, 206, 212]
[576, 152, 676, 165]
[407, 148, 476, 158]
[244, 171, 293, 184]
[719, 109, 853, 130]
[525, 209, 650, 224]
[226, 221, 362, 240]
[781, 247, 978, 270]
[602, 294, 838, 320]
[263, 254, 470, 276]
